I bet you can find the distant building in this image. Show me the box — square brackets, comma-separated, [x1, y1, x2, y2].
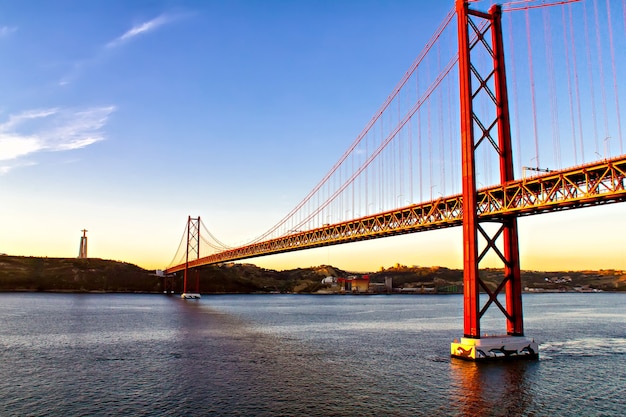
[338, 275, 370, 293]
[370, 276, 393, 294]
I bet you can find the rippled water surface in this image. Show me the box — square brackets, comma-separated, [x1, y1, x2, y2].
[0, 293, 624, 416]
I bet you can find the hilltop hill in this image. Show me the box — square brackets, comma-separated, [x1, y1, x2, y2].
[172, 263, 350, 293]
[0, 255, 624, 293]
[371, 264, 626, 292]
[0, 256, 159, 292]
[0, 256, 349, 293]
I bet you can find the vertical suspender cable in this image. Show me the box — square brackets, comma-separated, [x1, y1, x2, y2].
[428, 97, 433, 198]
[507, 12, 522, 176]
[570, 4, 585, 161]
[387, 106, 391, 210]
[417, 93, 424, 203]
[409, 91, 414, 204]
[417, 67, 422, 203]
[562, 5, 578, 164]
[389, 112, 393, 210]
[583, 0, 600, 154]
[448, 66, 456, 193]
[317, 186, 320, 227]
[427, 53, 433, 198]
[365, 131, 369, 213]
[380, 118, 384, 210]
[336, 154, 340, 221]
[397, 95, 401, 206]
[543, 7, 561, 168]
[376, 121, 380, 211]
[391, 108, 395, 208]
[389, 109, 392, 209]
[351, 140, 354, 219]
[438, 44, 446, 196]
[526, 8, 541, 168]
[606, 0, 624, 154]
[168, 224, 189, 269]
[593, 0, 610, 148]
[245, 8, 454, 244]
[385, 115, 389, 210]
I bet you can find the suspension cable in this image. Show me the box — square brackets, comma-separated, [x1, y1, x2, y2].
[199, 219, 232, 250]
[244, 7, 457, 244]
[502, 0, 581, 12]
[167, 223, 188, 268]
[288, 55, 460, 232]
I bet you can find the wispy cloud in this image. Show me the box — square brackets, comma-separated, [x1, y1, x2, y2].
[0, 106, 115, 173]
[0, 160, 36, 175]
[106, 14, 172, 48]
[59, 11, 189, 86]
[0, 26, 17, 37]
[58, 14, 174, 86]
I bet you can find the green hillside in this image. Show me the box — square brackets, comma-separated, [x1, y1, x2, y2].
[0, 255, 624, 293]
[0, 256, 159, 292]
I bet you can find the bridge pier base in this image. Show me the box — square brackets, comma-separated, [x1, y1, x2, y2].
[181, 293, 201, 299]
[451, 335, 538, 361]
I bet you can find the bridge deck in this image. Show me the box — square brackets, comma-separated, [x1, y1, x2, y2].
[166, 156, 626, 273]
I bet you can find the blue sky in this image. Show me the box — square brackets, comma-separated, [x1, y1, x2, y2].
[0, 0, 624, 272]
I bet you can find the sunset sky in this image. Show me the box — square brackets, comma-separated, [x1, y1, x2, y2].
[0, 0, 624, 273]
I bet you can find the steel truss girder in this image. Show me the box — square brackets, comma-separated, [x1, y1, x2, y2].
[164, 156, 626, 274]
[478, 157, 626, 217]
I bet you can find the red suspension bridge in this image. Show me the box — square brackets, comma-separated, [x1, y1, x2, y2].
[165, 0, 625, 360]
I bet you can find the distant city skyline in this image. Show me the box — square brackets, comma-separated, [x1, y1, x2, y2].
[0, 0, 624, 272]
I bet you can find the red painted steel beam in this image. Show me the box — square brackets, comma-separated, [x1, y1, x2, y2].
[183, 215, 190, 294]
[165, 157, 626, 274]
[457, 0, 481, 338]
[490, 3, 523, 336]
[183, 216, 201, 293]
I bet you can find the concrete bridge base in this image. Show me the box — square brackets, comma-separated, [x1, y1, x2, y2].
[181, 293, 201, 299]
[451, 335, 538, 361]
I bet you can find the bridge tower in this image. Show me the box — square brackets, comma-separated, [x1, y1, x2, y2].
[181, 216, 201, 299]
[78, 229, 88, 259]
[451, 0, 537, 360]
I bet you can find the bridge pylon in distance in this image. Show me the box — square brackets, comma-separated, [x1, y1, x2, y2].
[451, 0, 537, 360]
[181, 216, 201, 300]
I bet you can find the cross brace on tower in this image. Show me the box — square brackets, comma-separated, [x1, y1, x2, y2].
[181, 216, 201, 299]
[451, 0, 538, 361]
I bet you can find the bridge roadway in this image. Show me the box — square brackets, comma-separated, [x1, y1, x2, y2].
[166, 155, 626, 274]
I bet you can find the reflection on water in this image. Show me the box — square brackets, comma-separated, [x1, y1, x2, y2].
[0, 293, 624, 416]
[450, 359, 537, 417]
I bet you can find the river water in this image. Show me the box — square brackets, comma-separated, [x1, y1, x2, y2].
[0, 292, 624, 416]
